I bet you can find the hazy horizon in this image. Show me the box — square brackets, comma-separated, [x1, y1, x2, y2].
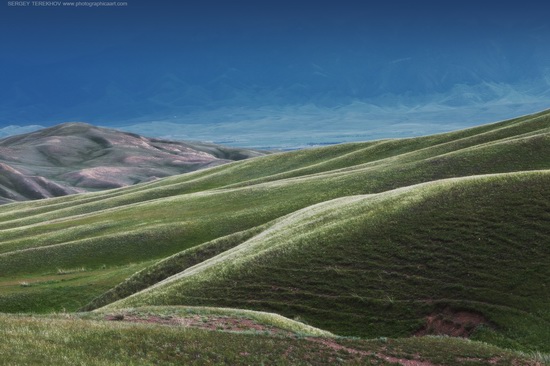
[2, 0, 550, 148]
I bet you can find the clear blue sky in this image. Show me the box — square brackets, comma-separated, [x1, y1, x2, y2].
[1, 0, 550, 147]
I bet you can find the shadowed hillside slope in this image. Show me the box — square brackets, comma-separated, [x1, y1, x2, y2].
[0, 110, 549, 355]
[0, 162, 81, 204]
[0, 122, 264, 203]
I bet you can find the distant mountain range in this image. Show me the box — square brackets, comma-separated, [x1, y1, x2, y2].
[0, 123, 265, 204]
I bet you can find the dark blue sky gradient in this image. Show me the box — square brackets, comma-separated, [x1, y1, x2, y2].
[1, 0, 550, 147]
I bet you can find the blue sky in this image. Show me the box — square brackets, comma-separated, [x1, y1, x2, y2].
[1, 0, 550, 148]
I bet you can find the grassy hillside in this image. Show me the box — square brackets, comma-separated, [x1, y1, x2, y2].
[0, 308, 542, 365]
[103, 171, 550, 352]
[80, 225, 270, 311]
[1, 110, 549, 361]
[1, 109, 548, 227]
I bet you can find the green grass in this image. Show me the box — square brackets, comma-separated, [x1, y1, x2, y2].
[0, 310, 540, 365]
[81, 225, 269, 311]
[0, 262, 153, 313]
[1, 109, 550, 362]
[0, 112, 548, 278]
[104, 171, 550, 352]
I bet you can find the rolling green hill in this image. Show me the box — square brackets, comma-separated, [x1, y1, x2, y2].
[103, 171, 550, 352]
[1, 110, 549, 363]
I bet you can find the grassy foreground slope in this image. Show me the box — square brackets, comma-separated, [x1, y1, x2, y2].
[105, 171, 550, 352]
[0, 309, 542, 366]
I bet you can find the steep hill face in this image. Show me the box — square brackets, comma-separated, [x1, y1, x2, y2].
[0, 123, 264, 203]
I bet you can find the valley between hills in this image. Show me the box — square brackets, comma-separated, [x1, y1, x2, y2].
[1, 110, 549, 365]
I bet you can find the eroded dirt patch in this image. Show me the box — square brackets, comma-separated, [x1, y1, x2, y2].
[105, 313, 294, 336]
[415, 307, 490, 337]
[306, 338, 439, 366]
[379, 355, 438, 366]
[306, 337, 371, 357]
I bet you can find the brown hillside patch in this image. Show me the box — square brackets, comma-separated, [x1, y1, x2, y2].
[379, 355, 438, 366]
[306, 338, 439, 366]
[105, 313, 293, 336]
[306, 337, 370, 357]
[415, 307, 490, 337]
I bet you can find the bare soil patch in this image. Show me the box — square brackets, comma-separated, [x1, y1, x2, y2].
[415, 307, 491, 337]
[105, 313, 294, 336]
[306, 337, 440, 366]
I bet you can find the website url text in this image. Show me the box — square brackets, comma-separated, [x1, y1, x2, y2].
[7, 1, 128, 7]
